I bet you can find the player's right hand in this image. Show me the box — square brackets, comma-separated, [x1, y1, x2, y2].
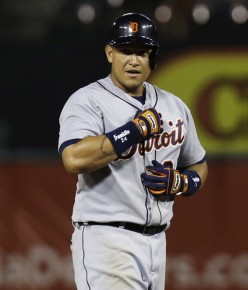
[133, 108, 163, 139]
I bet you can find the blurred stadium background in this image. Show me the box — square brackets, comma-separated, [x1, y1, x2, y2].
[0, 0, 247, 289]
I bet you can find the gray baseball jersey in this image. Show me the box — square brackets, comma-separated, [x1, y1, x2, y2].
[58, 75, 205, 226]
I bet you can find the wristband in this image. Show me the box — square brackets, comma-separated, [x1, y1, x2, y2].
[181, 169, 201, 196]
[105, 121, 142, 156]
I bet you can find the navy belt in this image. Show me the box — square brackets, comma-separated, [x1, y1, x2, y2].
[75, 221, 167, 236]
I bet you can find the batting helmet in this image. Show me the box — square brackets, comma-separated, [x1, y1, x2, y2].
[108, 13, 159, 69]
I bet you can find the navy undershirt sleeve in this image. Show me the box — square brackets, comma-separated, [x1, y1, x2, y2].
[59, 139, 81, 154]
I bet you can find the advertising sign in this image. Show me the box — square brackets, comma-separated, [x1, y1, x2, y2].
[150, 49, 248, 156]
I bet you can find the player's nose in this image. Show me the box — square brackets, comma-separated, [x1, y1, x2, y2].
[130, 54, 139, 66]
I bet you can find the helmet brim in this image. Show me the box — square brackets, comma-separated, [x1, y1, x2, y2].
[109, 36, 159, 48]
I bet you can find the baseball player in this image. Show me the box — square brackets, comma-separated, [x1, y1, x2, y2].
[58, 13, 208, 290]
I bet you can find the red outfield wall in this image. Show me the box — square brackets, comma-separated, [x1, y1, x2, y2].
[0, 160, 247, 290]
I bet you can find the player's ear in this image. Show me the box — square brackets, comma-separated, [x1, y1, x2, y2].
[105, 45, 113, 64]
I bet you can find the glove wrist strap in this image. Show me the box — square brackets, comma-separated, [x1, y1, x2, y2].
[133, 118, 149, 138]
[179, 174, 189, 194]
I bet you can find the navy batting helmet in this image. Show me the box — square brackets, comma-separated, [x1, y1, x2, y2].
[108, 13, 159, 69]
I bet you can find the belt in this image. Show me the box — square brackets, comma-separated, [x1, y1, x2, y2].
[75, 221, 167, 236]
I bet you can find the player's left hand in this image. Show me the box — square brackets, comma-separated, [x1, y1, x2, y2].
[141, 160, 188, 198]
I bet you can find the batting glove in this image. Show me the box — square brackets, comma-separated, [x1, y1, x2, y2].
[133, 108, 163, 139]
[141, 160, 189, 198]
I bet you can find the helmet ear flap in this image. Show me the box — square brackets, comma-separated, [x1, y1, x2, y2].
[150, 48, 159, 70]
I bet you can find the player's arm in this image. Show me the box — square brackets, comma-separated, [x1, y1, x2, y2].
[182, 160, 208, 191]
[62, 135, 117, 174]
[62, 108, 163, 174]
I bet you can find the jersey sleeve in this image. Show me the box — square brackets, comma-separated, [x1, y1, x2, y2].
[58, 88, 104, 152]
[177, 105, 206, 167]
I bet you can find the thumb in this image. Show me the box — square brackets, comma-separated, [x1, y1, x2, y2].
[151, 160, 163, 167]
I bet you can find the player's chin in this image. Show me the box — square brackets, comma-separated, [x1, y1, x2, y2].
[124, 81, 142, 93]
[125, 76, 144, 87]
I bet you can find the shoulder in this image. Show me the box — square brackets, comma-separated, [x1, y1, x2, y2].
[66, 77, 109, 105]
[157, 86, 185, 102]
[70, 82, 100, 100]
[148, 83, 189, 109]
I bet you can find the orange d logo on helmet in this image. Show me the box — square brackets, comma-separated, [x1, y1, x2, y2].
[129, 22, 139, 33]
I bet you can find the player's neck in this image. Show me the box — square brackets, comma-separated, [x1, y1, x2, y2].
[132, 86, 146, 104]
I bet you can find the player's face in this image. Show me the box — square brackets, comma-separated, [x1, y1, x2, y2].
[105, 44, 152, 96]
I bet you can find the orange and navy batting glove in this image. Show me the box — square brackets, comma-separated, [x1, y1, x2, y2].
[133, 108, 163, 139]
[141, 160, 201, 199]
